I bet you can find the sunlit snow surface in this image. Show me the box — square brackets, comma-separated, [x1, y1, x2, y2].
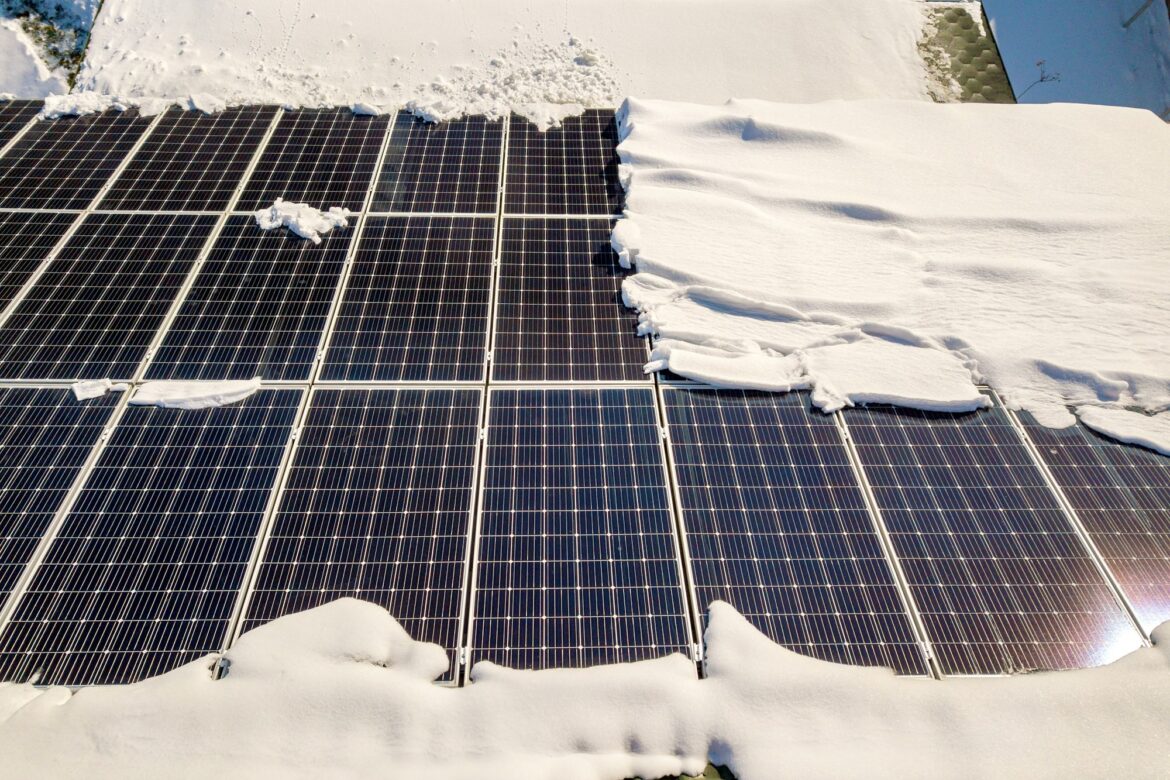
[614, 98, 1170, 433]
[1, 599, 1169, 779]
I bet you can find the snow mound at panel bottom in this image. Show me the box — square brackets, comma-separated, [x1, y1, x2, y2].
[2, 598, 1169, 779]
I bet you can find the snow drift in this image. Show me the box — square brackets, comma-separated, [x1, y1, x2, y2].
[130, 378, 261, 409]
[613, 98, 1170, 430]
[2, 599, 1170, 779]
[254, 200, 352, 244]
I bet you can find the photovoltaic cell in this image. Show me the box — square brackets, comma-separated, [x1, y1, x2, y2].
[98, 106, 279, 212]
[845, 402, 1144, 675]
[505, 111, 622, 216]
[493, 218, 648, 382]
[0, 110, 152, 210]
[471, 388, 692, 670]
[0, 211, 77, 310]
[145, 216, 350, 382]
[320, 216, 493, 382]
[370, 113, 503, 214]
[1021, 412, 1170, 634]
[242, 388, 481, 681]
[663, 389, 927, 674]
[0, 389, 301, 686]
[238, 109, 390, 212]
[0, 213, 216, 381]
[0, 100, 41, 151]
[0, 388, 118, 608]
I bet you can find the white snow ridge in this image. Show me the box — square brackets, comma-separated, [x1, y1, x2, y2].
[254, 200, 353, 244]
[130, 378, 262, 410]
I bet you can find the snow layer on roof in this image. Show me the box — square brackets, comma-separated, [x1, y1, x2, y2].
[130, 378, 261, 409]
[1, 598, 1169, 778]
[77, 0, 932, 124]
[614, 98, 1170, 426]
[1079, 406, 1170, 456]
[254, 200, 352, 244]
[0, 19, 68, 99]
[985, 0, 1170, 116]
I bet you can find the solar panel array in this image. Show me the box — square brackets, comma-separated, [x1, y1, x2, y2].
[0, 105, 1165, 688]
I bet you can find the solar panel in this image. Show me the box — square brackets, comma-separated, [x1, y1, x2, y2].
[145, 216, 350, 382]
[0, 213, 217, 381]
[97, 106, 280, 212]
[241, 388, 481, 682]
[663, 389, 928, 674]
[844, 402, 1144, 675]
[0, 211, 77, 311]
[320, 216, 493, 382]
[1020, 412, 1170, 634]
[0, 389, 301, 686]
[370, 113, 503, 214]
[0, 388, 118, 608]
[505, 111, 623, 216]
[0, 110, 152, 210]
[0, 100, 41, 151]
[471, 388, 693, 670]
[492, 218, 648, 382]
[237, 109, 390, 212]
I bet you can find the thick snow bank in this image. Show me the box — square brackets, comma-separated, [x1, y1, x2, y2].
[0, 19, 68, 99]
[254, 200, 351, 244]
[985, 0, 1170, 116]
[614, 98, 1170, 426]
[78, 0, 932, 125]
[1079, 406, 1170, 456]
[2, 599, 1170, 778]
[130, 378, 261, 409]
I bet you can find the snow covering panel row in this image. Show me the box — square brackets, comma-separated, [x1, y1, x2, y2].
[320, 216, 495, 383]
[0, 211, 77, 310]
[0, 100, 40, 151]
[144, 216, 351, 382]
[371, 114, 503, 214]
[505, 111, 623, 216]
[241, 388, 481, 683]
[663, 389, 928, 675]
[0, 389, 301, 687]
[0, 388, 118, 608]
[492, 218, 648, 383]
[0, 110, 152, 210]
[98, 106, 280, 212]
[1021, 412, 1170, 637]
[471, 388, 693, 670]
[0, 213, 216, 381]
[844, 402, 1145, 676]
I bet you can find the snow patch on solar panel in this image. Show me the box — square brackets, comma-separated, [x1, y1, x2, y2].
[131, 377, 261, 409]
[254, 199, 352, 244]
[614, 98, 1170, 432]
[1078, 407, 1170, 457]
[70, 379, 129, 401]
[3, 598, 1170, 778]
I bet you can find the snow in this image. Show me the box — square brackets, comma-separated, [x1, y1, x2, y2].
[1079, 406, 1170, 456]
[76, 0, 933, 126]
[985, 0, 1170, 117]
[1, 598, 1168, 778]
[39, 91, 126, 118]
[0, 18, 68, 99]
[130, 378, 261, 409]
[254, 199, 352, 244]
[614, 98, 1170, 425]
[70, 378, 128, 401]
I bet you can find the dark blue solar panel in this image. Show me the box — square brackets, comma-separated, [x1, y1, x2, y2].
[0, 110, 152, 210]
[0, 213, 216, 381]
[241, 388, 480, 682]
[371, 113, 503, 213]
[1021, 411, 1170, 634]
[505, 111, 622, 216]
[664, 389, 927, 674]
[145, 216, 350, 382]
[0, 388, 118, 609]
[0, 211, 77, 310]
[471, 388, 693, 670]
[0, 389, 301, 686]
[0, 100, 41, 151]
[845, 401, 1144, 675]
[320, 216, 493, 382]
[98, 106, 279, 211]
[492, 218, 648, 382]
[238, 109, 390, 212]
